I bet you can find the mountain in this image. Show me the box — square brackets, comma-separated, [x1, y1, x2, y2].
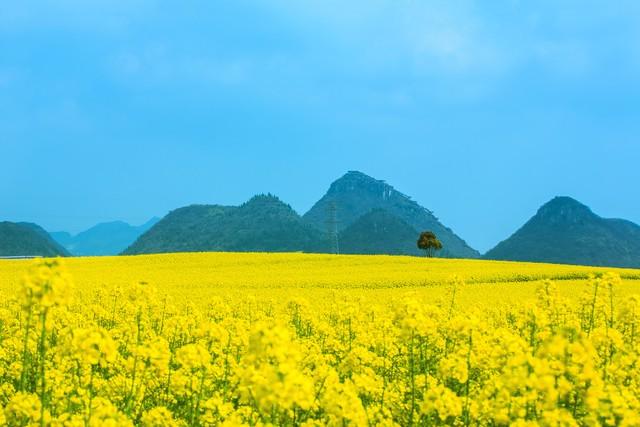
[50, 231, 73, 247]
[123, 172, 479, 258]
[303, 171, 479, 258]
[0, 222, 69, 257]
[484, 196, 640, 268]
[51, 218, 159, 256]
[339, 209, 423, 256]
[124, 195, 329, 255]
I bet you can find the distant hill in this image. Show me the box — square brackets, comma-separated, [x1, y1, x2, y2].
[303, 171, 479, 258]
[0, 222, 69, 257]
[484, 196, 640, 268]
[124, 195, 329, 255]
[51, 218, 159, 256]
[125, 173, 479, 258]
[339, 209, 423, 255]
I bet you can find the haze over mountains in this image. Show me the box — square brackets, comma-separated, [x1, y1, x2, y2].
[51, 218, 159, 256]
[2, 171, 640, 268]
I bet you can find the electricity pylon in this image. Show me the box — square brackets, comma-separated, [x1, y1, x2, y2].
[325, 201, 340, 254]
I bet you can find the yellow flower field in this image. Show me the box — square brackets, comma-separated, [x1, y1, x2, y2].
[1, 252, 640, 425]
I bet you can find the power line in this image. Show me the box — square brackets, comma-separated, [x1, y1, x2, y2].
[325, 201, 340, 254]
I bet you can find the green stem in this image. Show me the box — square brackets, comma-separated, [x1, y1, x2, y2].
[87, 367, 95, 425]
[588, 279, 599, 336]
[125, 310, 142, 415]
[193, 367, 206, 425]
[409, 331, 416, 425]
[20, 308, 33, 391]
[464, 330, 473, 426]
[449, 282, 457, 319]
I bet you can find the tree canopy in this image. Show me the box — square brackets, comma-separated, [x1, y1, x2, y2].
[417, 231, 443, 257]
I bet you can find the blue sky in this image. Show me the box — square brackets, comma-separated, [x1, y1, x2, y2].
[1, 1, 639, 252]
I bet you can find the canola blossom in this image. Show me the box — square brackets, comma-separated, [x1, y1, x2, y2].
[0, 253, 640, 425]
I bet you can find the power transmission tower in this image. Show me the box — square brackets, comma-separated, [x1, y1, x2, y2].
[326, 201, 340, 254]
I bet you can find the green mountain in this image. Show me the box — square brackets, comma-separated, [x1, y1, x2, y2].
[484, 197, 640, 268]
[51, 218, 159, 256]
[339, 209, 423, 256]
[124, 195, 329, 255]
[303, 171, 479, 258]
[0, 222, 69, 257]
[125, 173, 479, 258]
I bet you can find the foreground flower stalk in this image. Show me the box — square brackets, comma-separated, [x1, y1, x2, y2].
[0, 258, 639, 425]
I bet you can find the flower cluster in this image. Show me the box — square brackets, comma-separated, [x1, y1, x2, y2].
[0, 255, 639, 425]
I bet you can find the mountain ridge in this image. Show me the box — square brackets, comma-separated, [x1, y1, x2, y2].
[17, 175, 636, 267]
[484, 196, 640, 268]
[51, 217, 159, 256]
[124, 194, 329, 255]
[124, 172, 479, 257]
[303, 171, 479, 258]
[0, 222, 69, 257]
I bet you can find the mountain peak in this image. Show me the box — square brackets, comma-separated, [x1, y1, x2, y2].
[303, 171, 480, 258]
[536, 196, 595, 224]
[125, 195, 325, 255]
[328, 171, 403, 200]
[342, 170, 378, 181]
[242, 194, 290, 209]
[485, 196, 640, 268]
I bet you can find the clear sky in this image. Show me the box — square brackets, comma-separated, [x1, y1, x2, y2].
[1, 1, 639, 253]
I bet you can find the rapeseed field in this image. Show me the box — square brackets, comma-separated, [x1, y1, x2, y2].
[1, 252, 640, 425]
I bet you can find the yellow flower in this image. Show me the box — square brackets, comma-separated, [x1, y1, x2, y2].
[141, 406, 181, 427]
[5, 392, 41, 425]
[69, 327, 117, 367]
[20, 259, 72, 310]
[88, 398, 133, 426]
[175, 343, 210, 371]
[421, 383, 463, 421]
[0, 253, 638, 425]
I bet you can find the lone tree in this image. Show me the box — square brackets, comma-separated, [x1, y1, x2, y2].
[417, 231, 443, 257]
